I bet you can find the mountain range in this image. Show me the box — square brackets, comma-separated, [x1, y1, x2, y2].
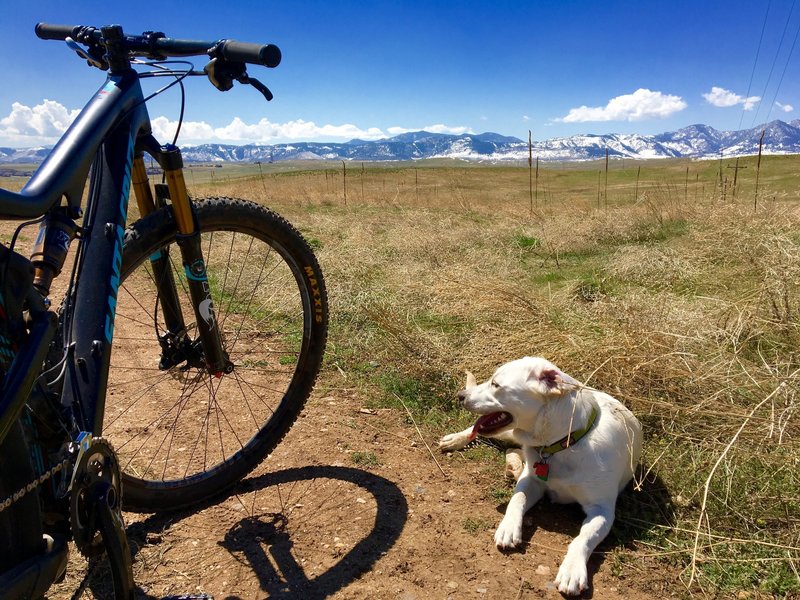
[2, 120, 800, 165]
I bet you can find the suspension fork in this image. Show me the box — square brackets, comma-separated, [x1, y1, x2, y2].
[131, 158, 184, 339]
[131, 152, 231, 375]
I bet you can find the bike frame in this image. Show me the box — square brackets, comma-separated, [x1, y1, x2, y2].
[0, 55, 223, 444]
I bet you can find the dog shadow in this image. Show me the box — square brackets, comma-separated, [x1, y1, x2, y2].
[612, 466, 676, 547]
[495, 466, 674, 598]
[83, 465, 408, 599]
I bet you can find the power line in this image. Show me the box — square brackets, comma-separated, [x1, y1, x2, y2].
[738, 0, 771, 131]
[764, 11, 800, 124]
[751, 0, 797, 128]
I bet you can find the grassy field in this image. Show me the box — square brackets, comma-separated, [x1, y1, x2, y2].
[171, 154, 800, 597]
[7, 155, 800, 596]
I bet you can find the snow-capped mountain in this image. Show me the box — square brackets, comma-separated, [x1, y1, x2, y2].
[0, 146, 53, 163]
[3, 121, 800, 164]
[177, 120, 800, 162]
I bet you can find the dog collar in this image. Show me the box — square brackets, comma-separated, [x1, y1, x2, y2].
[536, 406, 598, 457]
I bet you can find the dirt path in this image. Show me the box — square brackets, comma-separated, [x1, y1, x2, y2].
[51, 384, 678, 600]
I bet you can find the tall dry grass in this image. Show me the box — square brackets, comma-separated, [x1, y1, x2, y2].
[187, 164, 800, 596]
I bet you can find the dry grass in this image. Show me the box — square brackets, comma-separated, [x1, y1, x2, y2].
[4, 153, 800, 596]
[155, 161, 800, 595]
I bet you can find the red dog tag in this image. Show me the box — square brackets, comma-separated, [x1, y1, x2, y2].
[534, 462, 549, 481]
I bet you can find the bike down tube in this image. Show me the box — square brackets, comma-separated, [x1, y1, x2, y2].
[59, 72, 151, 434]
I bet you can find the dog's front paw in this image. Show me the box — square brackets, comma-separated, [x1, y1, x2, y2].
[438, 431, 470, 452]
[494, 516, 523, 549]
[555, 556, 588, 596]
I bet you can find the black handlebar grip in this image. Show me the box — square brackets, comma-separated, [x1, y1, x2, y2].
[35, 23, 81, 41]
[220, 41, 281, 67]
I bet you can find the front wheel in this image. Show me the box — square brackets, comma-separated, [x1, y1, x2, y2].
[105, 198, 328, 512]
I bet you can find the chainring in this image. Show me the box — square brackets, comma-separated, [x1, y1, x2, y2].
[69, 437, 124, 557]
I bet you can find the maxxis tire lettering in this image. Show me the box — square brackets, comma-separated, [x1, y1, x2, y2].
[304, 266, 325, 324]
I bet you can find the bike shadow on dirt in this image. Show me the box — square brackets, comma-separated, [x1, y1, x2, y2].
[493, 466, 674, 599]
[118, 465, 408, 600]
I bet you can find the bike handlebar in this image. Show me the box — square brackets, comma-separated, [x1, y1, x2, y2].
[34, 23, 77, 40]
[34, 23, 281, 68]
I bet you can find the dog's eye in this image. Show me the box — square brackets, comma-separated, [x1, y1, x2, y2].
[490, 379, 500, 388]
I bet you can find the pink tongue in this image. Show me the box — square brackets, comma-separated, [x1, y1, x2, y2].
[470, 414, 496, 440]
[471, 411, 512, 437]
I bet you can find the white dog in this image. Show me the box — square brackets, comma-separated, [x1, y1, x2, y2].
[439, 357, 642, 596]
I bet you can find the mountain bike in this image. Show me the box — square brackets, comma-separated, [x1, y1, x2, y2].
[0, 22, 328, 598]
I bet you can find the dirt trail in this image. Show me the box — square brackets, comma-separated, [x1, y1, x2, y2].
[51, 386, 678, 599]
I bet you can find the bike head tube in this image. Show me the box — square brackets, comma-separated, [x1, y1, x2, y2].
[0, 69, 151, 220]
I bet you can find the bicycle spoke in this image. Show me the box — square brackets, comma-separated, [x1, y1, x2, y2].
[220, 235, 256, 331]
[216, 230, 235, 318]
[105, 200, 326, 510]
[115, 310, 158, 330]
[142, 371, 205, 479]
[159, 371, 201, 481]
[227, 249, 273, 356]
[105, 371, 173, 429]
[232, 371, 266, 429]
[236, 375, 280, 414]
[233, 372, 290, 399]
[113, 369, 202, 458]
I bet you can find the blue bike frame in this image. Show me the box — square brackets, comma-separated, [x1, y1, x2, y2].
[0, 67, 156, 440]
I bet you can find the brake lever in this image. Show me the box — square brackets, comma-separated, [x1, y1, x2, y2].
[204, 58, 274, 102]
[65, 37, 108, 70]
[236, 74, 273, 102]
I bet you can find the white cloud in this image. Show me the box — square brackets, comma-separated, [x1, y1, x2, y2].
[776, 101, 794, 113]
[0, 99, 474, 146]
[703, 86, 760, 111]
[0, 100, 80, 144]
[150, 116, 216, 142]
[158, 119, 472, 143]
[559, 88, 687, 122]
[152, 115, 386, 143]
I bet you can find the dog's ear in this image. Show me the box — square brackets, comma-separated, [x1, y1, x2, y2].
[539, 368, 565, 396]
[465, 370, 477, 389]
[531, 367, 575, 397]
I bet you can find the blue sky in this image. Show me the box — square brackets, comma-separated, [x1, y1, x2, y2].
[0, 0, 797, 146]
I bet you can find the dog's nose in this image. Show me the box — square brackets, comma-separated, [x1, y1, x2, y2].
[457, 389, 468, 404]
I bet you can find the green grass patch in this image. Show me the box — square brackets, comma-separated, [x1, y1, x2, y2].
[350, 451, 382, 468]
[511, 234, 540, 249]
[371, 367, 460, 429]
[488, 486, 513, 504]
[463, 517, 493, 534]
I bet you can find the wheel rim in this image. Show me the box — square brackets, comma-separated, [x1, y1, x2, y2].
[105, 222, 312, 489]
